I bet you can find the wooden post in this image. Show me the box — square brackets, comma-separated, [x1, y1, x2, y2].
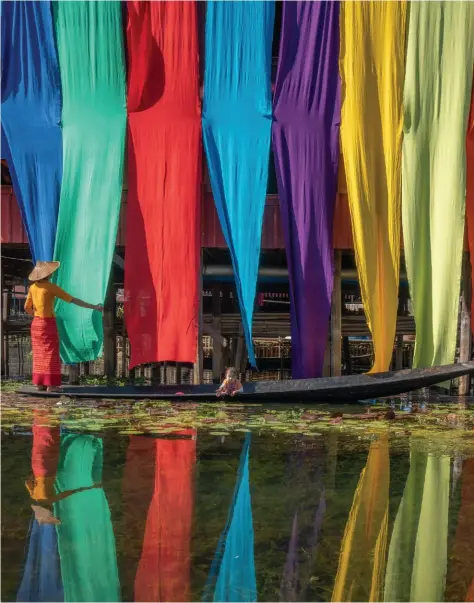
[211, 285, 223, 383]
[459, 253, 472, 395]
[151, 363, 161, 385]
[68, 364, 80, 385]
[1, 276, 6, 377]
[194, 250, 203, 385]
[331, 251, 342, 376]
[103, 280, 117, 380]
[235, 323, 247, 379]
[343, 336, 352, 375]
[176, 363, 182, 385]
[395, 334, 404, 370]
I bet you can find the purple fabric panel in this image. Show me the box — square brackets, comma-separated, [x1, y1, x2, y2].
[273, 0, 341, 379]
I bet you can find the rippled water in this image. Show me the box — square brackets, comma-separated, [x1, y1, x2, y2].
[1, 394, 473, 602]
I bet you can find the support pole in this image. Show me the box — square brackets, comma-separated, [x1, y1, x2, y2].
[211, 285, 223, 384]
[343, 336, 352, 375]
[331, 251, 342, 376]
[459, 252, 472, 395]
[235, 323, 247, 379]
[68, 364, 80, 385]
[395, 334, 404, 370]
[194, 250, 203, 385]
[103, 279, 117, 381]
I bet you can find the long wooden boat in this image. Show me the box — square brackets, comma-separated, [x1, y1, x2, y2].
[17, 361, 474, 403]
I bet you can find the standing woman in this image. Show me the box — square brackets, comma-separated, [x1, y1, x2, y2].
[25, 261, 103, 391]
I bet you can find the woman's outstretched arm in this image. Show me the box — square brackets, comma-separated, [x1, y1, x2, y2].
[71, 298, 103, 312]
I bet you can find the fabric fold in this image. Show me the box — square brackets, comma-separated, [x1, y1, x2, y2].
[331, 436, 390, 602]
[202, 1, 275, 367]
[466, 82, 474, 334]
[124, 1, 201, 367]
[52, 1, 127, 363]
[1, 1, 62, 263]
[273, 0, 341, 379]
[402, 1, 474, 367]
[339, 1, 406, 373]
[203, 434, 257, 602]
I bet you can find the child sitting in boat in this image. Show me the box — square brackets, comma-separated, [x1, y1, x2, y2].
[216, 367, 243, 397]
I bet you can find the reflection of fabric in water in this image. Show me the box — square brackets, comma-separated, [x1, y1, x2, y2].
[54, 434, 120, 602]
[203, 434, 257, 602]
[17, 418, 63, 602]
[135, 432, 196, 602]
[332, 436, 389, 602]
[384, 446, 450, 602]
[445, 459, 474, 603]
[17, 521, 63, 603]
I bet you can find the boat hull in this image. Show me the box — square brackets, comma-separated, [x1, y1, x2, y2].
[17, 362, 474, 403]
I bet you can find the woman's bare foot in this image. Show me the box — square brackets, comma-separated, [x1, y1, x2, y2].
[35, 385, 46, 392]
[47, 386, 61, 393]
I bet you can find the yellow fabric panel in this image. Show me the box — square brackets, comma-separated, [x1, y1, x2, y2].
[331, 435, 390, 602]
[339, 1, 406, 372]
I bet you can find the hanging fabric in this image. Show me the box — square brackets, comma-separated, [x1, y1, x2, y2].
[402, 2, 474, 368]
[1, 1, 62, 263]
[384, 447, 450, 602]
[203, 1, 275, 367]
[339, 1, 407, 373]
[203, 434, 257, 602]
[135, 432, 196, 602]
[52, 1, 126, 363]
[273, 1, 341, 379]
[445, 459, 474, 603]
[466, 83, 474, 334]
[331, 436, 390, 602]
[54, 434, 121, 602]
[124, 2, 201, 368]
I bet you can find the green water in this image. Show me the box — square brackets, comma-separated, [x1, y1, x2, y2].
[1, 394, 473, 602]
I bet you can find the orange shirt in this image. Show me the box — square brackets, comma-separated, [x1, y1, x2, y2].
[25, 281, 73, 318]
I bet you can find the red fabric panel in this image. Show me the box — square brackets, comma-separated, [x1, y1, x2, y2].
[135, 432, 196, 602]
[124, 2, 201, 368]
[467, 80, 474, 333]
[31, 412, 60, 478]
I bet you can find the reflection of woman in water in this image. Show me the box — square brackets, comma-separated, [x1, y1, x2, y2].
[54, 434, 120, 602]
[24, 261, 103, 392]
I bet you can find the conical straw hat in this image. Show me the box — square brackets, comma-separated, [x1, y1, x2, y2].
[29, 261, 60, 282]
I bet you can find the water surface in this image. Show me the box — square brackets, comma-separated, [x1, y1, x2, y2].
[2, 394, 473, 602]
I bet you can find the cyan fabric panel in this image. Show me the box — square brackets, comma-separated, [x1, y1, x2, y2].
[202, 1, 275, 367]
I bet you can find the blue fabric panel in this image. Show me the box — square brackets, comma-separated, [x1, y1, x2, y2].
[17, 519, 64, 602]
[1, 0, 62, 263]
[202, 1, 275, 367]
[203, 434, 257, 602]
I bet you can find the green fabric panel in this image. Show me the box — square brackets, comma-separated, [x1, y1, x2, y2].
[402, 1, 474, 368]
[55, 434, 121, 602]
[384, 446, 450, 602]
[52, 1, 126, 363]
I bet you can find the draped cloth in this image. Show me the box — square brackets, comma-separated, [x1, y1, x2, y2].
[1, 1, 62, 263]
[445, 459, 474, 603]
[466, 83, 474, 334]
[331, 436, 389, 602]
[272, 1, 341, 379]
[124, 2, 201, 368]
[402, 2, 474, 368]
[203, 1, 275, 367]
[135, 433, 196, 602]
[54, 434, 121, 602]
[339, 1, 406, 373]
[384, 448, 450, 602]
[203, 434, 257, 602]
[52, 1, 126, 363]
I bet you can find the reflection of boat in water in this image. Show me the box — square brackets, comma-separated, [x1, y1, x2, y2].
[203, 434, 257, 602]
[18, 361, 474, 403]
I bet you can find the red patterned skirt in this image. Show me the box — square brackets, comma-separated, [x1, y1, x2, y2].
[31, 317, 61, 386]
